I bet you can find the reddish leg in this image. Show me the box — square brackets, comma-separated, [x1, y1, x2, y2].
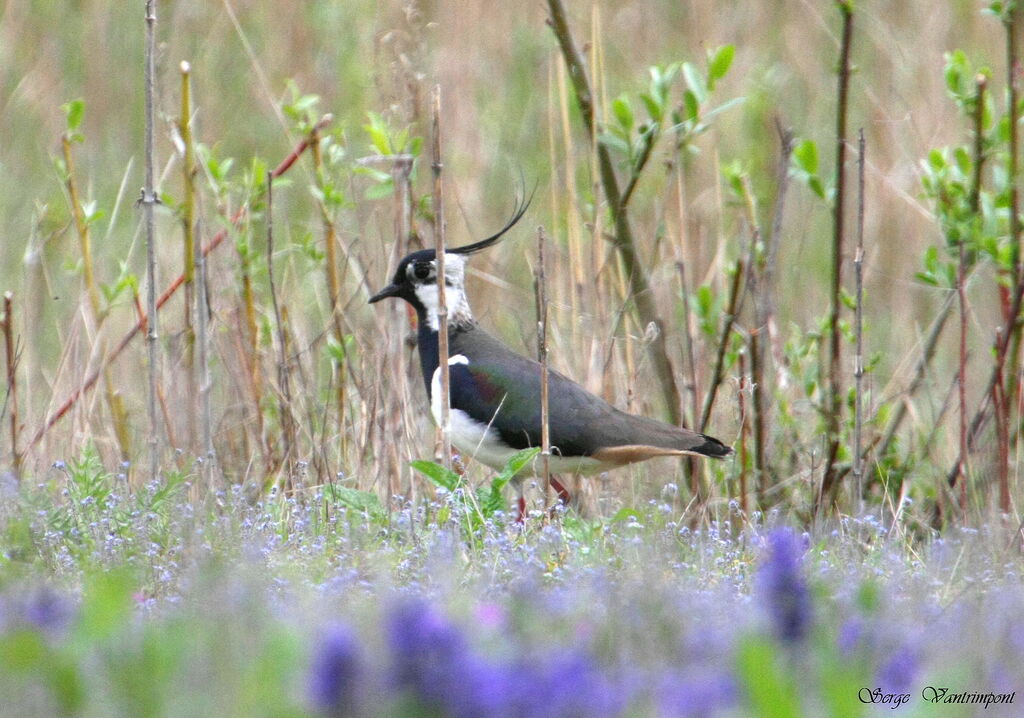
[516, 493, 527, 524]
[549, 476, 572, 506]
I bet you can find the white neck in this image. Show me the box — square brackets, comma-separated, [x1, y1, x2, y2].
[413, 254, 475, 331]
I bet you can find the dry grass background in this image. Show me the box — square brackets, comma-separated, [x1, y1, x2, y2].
[0, 0, 1016, 522]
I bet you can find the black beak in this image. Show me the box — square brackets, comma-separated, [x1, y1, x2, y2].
[368, 283, 402, 304]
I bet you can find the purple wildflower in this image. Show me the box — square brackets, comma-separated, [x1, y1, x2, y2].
[385, 599, 510, 718]
[876, 644, 919, 694]
[508, 649, 628, 718]
[309, 623, 362, 717]
[24, 586, 74, 636]
[657, 669, 737, 718]
[757, 528, 811, 643]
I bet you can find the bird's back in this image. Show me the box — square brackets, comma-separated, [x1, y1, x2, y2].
[446, 326, 729, 463]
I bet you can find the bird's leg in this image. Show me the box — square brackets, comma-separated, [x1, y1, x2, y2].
[514, 482, 527, 524]
[549, 475, 572, 506]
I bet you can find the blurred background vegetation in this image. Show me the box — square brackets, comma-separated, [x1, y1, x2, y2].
[0, 0, 1018, 526]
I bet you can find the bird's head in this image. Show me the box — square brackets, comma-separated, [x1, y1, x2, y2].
[369, 191, 532, 330]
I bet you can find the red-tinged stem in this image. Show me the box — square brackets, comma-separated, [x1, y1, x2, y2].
[29, 125, 325, 449]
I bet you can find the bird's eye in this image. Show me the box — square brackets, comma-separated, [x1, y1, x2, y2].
[412, 262, 431, 280]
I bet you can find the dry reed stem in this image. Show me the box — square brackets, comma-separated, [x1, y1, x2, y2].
[3, 292, 21, 478]
[62, 127, 131, 462]
[853, 129, 866, 508]
[534, 226, 552, 502]
[431, 85, 452, 472]
[30, 122, 326, 452]
[178, 61, 198, 452]
[546, 0, 682, 425]
[309, 120, 347, 457]
[820, 1, 854, 508]
[143, 0, 161, 480]
[266, 172, 297, 491]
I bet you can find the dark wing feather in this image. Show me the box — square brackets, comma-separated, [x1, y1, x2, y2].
[448, 327, 729, 458]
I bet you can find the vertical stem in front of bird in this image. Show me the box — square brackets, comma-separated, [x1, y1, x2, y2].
[431, 86, 452, 472]
[821, 1, 854, 510]
[2, 292, 20, 480]
[999, 3, 1020, 514]
[179, 60, 198, 454]
[853, 129, 866, 513]
[143, 0, 161, 481]
[535, 227, 552, 504]
[266, 172, 295, 491]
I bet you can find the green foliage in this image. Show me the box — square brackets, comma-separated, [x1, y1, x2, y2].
[791, 138, 827, 201]
[601, 47, 743, 181]
[411, 447, 540, 528]
[61, 98, 85, 143]
[736, 635, 802, 718]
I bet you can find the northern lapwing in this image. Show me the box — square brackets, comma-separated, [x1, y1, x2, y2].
[369, 198, 732, 520]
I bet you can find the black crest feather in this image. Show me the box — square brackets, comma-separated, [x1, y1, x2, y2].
[448, 184, 535, 256]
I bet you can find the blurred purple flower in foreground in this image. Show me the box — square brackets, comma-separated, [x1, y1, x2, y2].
[657, 669, 736, 717]
[757, 528, 811, 643]
[508, 649, 627, 718]
[309, 623, 363, 718]
[386, 599, 509, 718]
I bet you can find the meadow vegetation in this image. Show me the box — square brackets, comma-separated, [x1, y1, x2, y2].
[0, 0, 1023, 715]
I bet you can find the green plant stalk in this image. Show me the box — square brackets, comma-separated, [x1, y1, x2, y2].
[1001, 4, 1024, 486]
[3, 292, 20, 479]
[32, 127, 321, 453]
[179, 61, 198, 452]
[309, 124, 347, 458]
[143, 0, 161, 480]
[61, 134, 132, 462]
[432, 86, 453, 472]
[700, 257, 744, 432]
[266, 172, 297, 490]
[547, 0, 682, 426]
[534, 226, 552, 503]
[820, 1, 854, 510]
[853, 130, 866, 508]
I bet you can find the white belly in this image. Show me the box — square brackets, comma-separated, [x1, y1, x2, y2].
[430, 357, 605, 477]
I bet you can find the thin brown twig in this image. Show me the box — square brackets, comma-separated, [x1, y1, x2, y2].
[143, 0, 161, 479]
[546, 0, 682, 425]
[820, 0, 854, 508]
[266, 171, 296, 490]
[535, 226, 552, 503]
[30, 120, 325, 450]
[700, 256, 744, 432]
[432, 86, 452, 471]
[853, 129, 866, 508]
[3, 292, 21, 478]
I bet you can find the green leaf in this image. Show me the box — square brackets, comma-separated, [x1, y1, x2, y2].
[681, 61, 707, 104]
[612, 96, 634, 132]
[365, 176, 395, 200]
[735, 635, 802, 718]
[707, 45, 735, 88]
[598, 132, 631, 157]
[62, 98, 85, 132]
[324, 485, 383, 517]
[494, 447, 540, 487]
[410, 459, 462, 491]
[793, 139, 819, 174]
[611, 507, 643, 523]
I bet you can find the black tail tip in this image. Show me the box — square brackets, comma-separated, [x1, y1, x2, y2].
[698, 434, 734, 458]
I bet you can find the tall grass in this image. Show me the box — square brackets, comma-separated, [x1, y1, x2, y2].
[0, 0, 1019, 530]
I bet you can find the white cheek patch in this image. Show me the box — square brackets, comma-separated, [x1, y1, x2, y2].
[413, 273, 472, 331]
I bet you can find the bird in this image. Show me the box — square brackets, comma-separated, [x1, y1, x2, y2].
[369, 196, 732, 520]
